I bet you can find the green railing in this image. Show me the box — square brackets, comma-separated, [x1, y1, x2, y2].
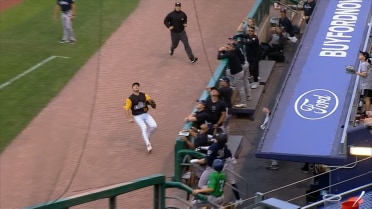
[26, 2, 271, 209]
[25, 174, 206, 209]
[172, 0, 270, 182]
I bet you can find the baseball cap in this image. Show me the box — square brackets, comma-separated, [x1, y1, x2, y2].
[175, 2, 181, 7]
[132, 82, 140, 87]
[196, 99, 207, 106]
[359, 50, 370, 59]
[280, 8, 286, 13]
[219, 76, 230, 84]
[228, 35, 239, 40]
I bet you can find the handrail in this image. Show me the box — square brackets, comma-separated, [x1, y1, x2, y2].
[301, 183, 372, 209]
[25, 174, 166, 209]
[173, 149, 206, 182]
[165, 181, 206, 201]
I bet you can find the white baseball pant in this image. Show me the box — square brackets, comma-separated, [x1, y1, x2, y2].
[133, 113, 157, 145]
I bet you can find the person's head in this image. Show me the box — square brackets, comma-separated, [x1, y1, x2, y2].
[262, 107, 270, 114]
[209, 87, 220, 97]
[196, 100, 207, 111]
[212, 159, 224, 172]
[228, 35, 239, 44]
[248, 26, 255, 36]
[175, 2, 181, 11]
[214, 132, 228, 145]
[199, 123, 209, 133]
[132, 82, 140, 92]
[219, 76, 230, 87]
[247, 18, 255, 26]
[359, 51, 370, 62]
[280, 8, 287, 18]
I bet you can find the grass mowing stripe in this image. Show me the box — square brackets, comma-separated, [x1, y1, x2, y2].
[0, 56, 70, 90]
[0, 0, 140, 151]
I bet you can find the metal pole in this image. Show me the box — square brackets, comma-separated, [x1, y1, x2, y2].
[109, 196, 116, 209]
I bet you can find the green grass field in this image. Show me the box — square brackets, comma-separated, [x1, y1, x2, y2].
[0, 0, 139, 151]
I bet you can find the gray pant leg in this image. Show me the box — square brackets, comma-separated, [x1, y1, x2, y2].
[232, 71, 246, 104]
[179, 31, 195, 60]
[170, 32, 180, 50]
[61, 12, 76, 41]
[198, 166, 213, 188]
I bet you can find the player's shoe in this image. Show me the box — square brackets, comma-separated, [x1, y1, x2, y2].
[169, 49, 174, 56]
[69, 40, 76, 44]
[190, 57, 198, 64]
[147, 143, 152, 153]
[59, 40, 68, 43]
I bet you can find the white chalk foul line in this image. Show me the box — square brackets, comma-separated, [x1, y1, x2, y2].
[0, 56, 70, 90]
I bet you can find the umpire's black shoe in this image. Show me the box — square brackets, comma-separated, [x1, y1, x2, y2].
[169, 49, 174, 56]
[190, 57, 198, 64]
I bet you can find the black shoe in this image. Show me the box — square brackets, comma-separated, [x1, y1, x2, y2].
[169, 49, 174, 56]
[190, 57, 198, 63]
[301, 167, 310, 173]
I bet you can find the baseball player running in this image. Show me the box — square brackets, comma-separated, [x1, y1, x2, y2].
[53, 0, 76, 44]
[124, 82, 157, 153]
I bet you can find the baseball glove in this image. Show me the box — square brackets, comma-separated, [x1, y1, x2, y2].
[148, 100, 156, 109]
[345, 65, 356, 74]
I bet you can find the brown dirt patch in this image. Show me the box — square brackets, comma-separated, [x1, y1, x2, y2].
[0, 0, 23, 13]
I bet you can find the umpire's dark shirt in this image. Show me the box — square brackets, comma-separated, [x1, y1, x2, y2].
[164, 10, 187, 33]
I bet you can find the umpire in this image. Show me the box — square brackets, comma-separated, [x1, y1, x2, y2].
[164, 2, 198, 64]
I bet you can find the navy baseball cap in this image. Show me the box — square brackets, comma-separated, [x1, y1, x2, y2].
[196, 99, 207, 106]
[280, 8, 286, 13]
[228, 35, 239, 40]
[175, 2, 181, 7]
[219, 76, 230, 84]
[132, 82, 140, 87]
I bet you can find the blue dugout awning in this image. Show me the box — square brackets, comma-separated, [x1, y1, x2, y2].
[256, 0, 372, 164]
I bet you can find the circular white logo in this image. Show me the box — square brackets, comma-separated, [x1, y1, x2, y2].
[294, 89, 339, 120]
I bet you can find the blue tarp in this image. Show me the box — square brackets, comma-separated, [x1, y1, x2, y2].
[256, 0, 372, 164]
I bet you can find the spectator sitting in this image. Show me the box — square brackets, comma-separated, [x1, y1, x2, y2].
[191, 159, 226, 209]
[271, 8, 297, 44]
[184, 100, 210, 129]
[205, 87, 227, 133]
[181, 124, 212, 153]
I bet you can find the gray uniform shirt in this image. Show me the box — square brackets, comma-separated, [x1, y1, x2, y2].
[360, 62, 372, 90]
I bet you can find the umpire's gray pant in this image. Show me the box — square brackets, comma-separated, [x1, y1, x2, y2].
[170, 30, 195, 60]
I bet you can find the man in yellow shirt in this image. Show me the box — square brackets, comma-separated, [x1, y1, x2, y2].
[124, 82, 157, 153]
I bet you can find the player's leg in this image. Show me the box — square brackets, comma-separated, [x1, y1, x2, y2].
[144, 113, 157, 139]
[224, 158, 242, 203]
[65, 11, 76, 42]
[198, 166, 213, 188]
[133, 114, 150, 146]
[170, 32, 180, 52]
[179, 31, 196, 61]
[61, 13, 68, 41]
